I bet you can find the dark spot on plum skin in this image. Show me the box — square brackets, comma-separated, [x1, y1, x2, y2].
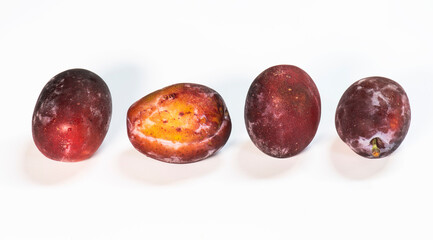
[179, 112, 184, 116]
[163, 93, 177, 101]
[176, 127, 182, 132]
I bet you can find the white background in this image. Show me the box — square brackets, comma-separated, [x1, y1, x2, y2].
[1, 0, 433, 239]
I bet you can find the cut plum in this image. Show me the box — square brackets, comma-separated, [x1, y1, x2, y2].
[127, 83, 231, 163]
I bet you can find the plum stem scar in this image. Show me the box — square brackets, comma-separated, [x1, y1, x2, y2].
[371, 138, 380, 158]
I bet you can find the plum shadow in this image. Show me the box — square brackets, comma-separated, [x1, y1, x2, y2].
[329, 137, 390, 180]
[117, 148, 222, 185]
[236, 140, 300, 178]
[22, 142, 90, 185]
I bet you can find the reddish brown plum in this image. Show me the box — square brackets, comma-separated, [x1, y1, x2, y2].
[32, 69, 112, 162]
[335, 77, 411, 158]
[245, 65, 321, 158]
[127, 83, 231, 164]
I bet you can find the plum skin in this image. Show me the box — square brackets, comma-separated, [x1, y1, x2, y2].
[127, 83, 231, 164]
[244, 65, 321, 158]
[32, 69, 112, 162]
[335, 76, 411, 158]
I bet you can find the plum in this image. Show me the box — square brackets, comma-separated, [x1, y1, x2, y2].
[32, 69, 112, 162]
[244, 65, 321, 158]
[335, 76, 411, 158]
[127, 83, 231, 164]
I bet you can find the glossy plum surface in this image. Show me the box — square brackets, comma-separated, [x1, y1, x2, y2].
[335, 77, 411, 158]
[127, 83, 231, 164]
[32, 69, 112, 162]
[245, 65, 321, 158]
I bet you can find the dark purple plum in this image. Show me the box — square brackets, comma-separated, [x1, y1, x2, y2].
[335, 77, 411, 158]
[32, 69, 112, 162]
[245, 65, 321, 158]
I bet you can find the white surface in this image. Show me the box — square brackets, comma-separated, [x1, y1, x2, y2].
[1, 0, 433, 239]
